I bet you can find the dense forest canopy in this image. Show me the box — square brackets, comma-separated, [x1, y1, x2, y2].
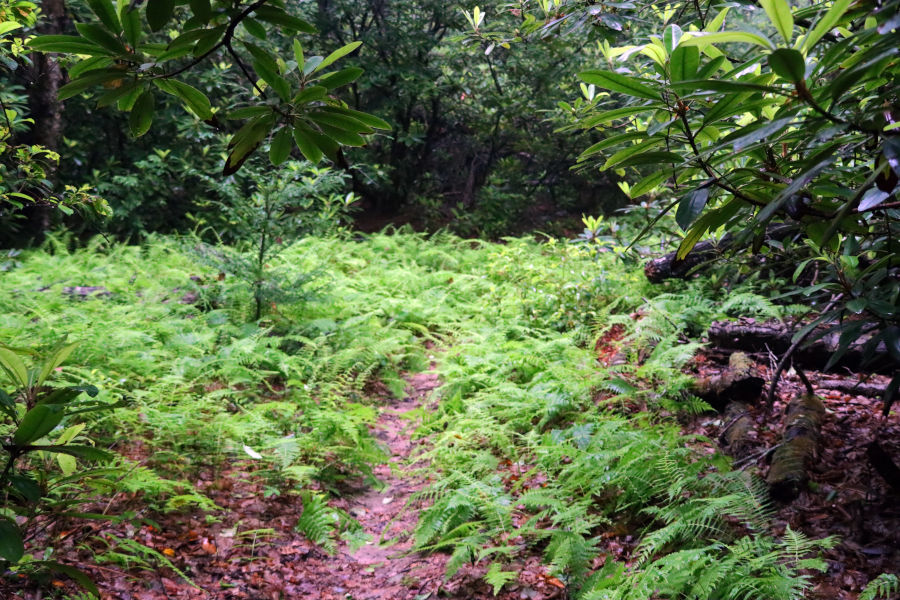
[1, 0, 899, 598]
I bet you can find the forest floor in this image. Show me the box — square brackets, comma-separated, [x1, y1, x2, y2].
[2, 235, 899, 600]
[28, 365, 565, 600]
[15, 352, 899, 600]
[687, 353, 900, 600]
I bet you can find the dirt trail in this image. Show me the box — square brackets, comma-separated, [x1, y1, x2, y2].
[10, 366, 557, 600]
[312, 370, 448, 600]
[275, 368, 557, 600]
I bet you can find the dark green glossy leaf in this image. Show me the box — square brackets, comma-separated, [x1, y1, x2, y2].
[663, 24, 682, 53]
[323, 108, 389, 131]
[671, 78, 784, 95]
[86, 0, 121, 34]
[39, 385, 94, 405]
[252, 59, 291, 102]
[188, 0, 211, 24]
[228, 106, 273, 120]
[146, 0, 175, 31]
[317, 122, 366, 146]
[601, 138, 664, 170]
[58, 69, 126, 101]
[128, 90, 154, 137]
[292, 122, 324, 163]
[580, 105, 662, 128]
[297, 122, 340, 160]
[242, 17, 268, 40]
[317, 67, 364, 90]
[8, 474, 42, 503]
[223, 115, 273, 175]
[28, 35, 113, 55]
[696, 55, 727, 79]
[154, 80, 212, 120]
[0, 518, 24, 563]
[292, 85, 327, 105]
[0, 389, 15, 419]
[724, 116, 794, 152]
[579, 132, 646, 160]
[120, 7, 141, 47]
[670, 45, 699, 81]
[630, 170, 672, 198]
[252, 6, 316, 33]
[315, 41, 362, 72]
[768, 48, 806, 82]
[614, 151, 682, 170]
[676, 184, 711, 231]
[269, 127, 293, 165]
[192, 26, 225, 57]
[67, 56, 113, 79]
[30, 444, 113, 461]
[760, 0, 793, 44]
[74, 23, 126, 54]
[579, 69, 661, 100]
[13, 404, 64, 446]
[308, 110, 373, 134]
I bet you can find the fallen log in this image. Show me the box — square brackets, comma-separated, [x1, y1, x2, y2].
[718, 401, 754, 458]
[707, 319, 895, 375]
[644, 238, 727, 283]
[644, 225, 797, 283]
[816, 379, 886, 398]
[766, 394, 825, 502]
[693, 352, 764, 410]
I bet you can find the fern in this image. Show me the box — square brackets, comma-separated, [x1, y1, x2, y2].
[860, 574, 900, 600]
[295, 491, 339, 554]
[484, 562, 517, 596]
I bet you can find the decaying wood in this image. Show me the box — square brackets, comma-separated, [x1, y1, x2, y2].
[718, 401, 754, 458]
[816, 379, 886, 398]
[708, 319, 895, 375]
[766, 394, 825, 502]
[867, 440, 900, 492]
[644, 225, 797, 283]
[644, 238, 727, 283]
[693, 352, 764, 410]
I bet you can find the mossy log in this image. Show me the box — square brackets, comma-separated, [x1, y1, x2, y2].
[693, 352, 765, 410]
[766, 394, 826, 502]
[718, 401, 754, 457]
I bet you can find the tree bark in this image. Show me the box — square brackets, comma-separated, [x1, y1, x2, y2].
[707, 319, 896, 375]
[692, 351, 764, 410]
[21, 0, 70, 234]
[766, 394, 825, 502]
[816, 379, 886, 398]
[644, 225, 798, 283]
[718, 401, 754, 458]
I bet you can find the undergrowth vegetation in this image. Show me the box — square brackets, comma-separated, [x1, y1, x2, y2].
[0, 230, 835, 598]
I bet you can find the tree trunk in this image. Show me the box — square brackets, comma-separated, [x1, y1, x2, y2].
[21, 0, 70, 235]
